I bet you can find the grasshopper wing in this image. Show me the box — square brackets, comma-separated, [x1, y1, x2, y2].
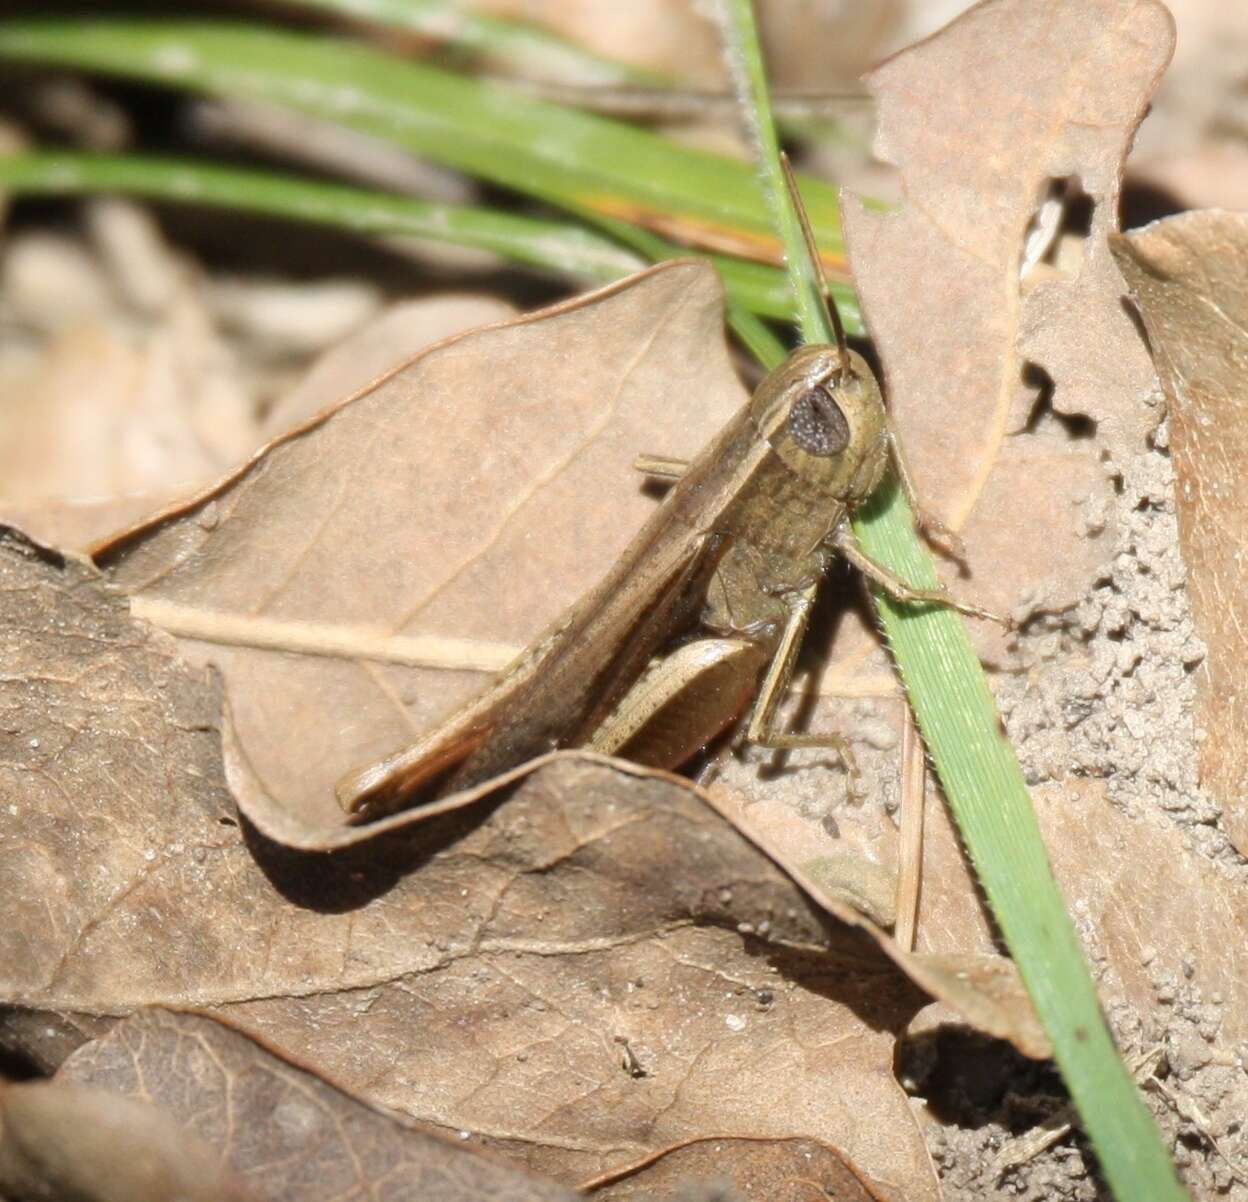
[336, 530, 729, 820]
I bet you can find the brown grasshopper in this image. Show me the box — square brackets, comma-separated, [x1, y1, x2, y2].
[337, 309, 997, 822]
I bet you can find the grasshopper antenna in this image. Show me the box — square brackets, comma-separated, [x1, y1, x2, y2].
[780, 151, 850, 385]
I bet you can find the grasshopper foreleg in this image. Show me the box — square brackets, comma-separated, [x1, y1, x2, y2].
[831, 525, 1008, 626]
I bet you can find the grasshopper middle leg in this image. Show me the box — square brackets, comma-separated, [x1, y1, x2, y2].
[741, 581, 863, 801]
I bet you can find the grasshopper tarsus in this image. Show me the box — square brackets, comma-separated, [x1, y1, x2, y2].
[738, 578, 864, 805]
[916, 513, 968, 566]
[753, 730, 864, 806]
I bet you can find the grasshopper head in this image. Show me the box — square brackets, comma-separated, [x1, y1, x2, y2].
[749, 343, 889, 505]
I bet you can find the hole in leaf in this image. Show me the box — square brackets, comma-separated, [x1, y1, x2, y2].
[1020, 363, 1097, 440]
[1021, 176, 1095, 284]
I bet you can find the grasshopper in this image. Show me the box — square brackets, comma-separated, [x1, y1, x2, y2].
[337, 288, 997, 822]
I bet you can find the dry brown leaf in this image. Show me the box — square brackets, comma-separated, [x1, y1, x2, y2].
[1045, 784, 1248, 1057]
[582, 1135, 882, 1201]
[0, 294, 516, 552]
[0, 529, 240, 998]
[0, 317, 252, 540]
[0, 525, 946, 1198]
[260, 295, 517, 436]
[1110, 214, 1248, 857]
[832, 0, 1174, 688]
[95, 262, 749, 846]
[65, 253, 1048, 1055]
[0, 494, 178, 553]
[701, 785, 1050, 1059]
[53, 1009, 579, 1202]
[0, 1079, 254, 1202]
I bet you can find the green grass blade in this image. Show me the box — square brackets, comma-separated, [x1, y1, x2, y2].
[718, 0, 828, 348]
[0, 151, 644, 282]
[724, 303, 787, 369]
[720, 3, 1187, 1200]
[0, 17, 848, 281]
[858, 490, 1186, 1202]
[0, 151, 852, 329]
[292, 0, 864, 156]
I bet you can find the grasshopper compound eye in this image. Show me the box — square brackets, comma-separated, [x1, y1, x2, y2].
[788, 384, 851, 457]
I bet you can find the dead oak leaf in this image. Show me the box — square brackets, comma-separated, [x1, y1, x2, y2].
[0, 289, 513, 553]
[0, 528, 241, 997]
[831, 0, 1174, 686]
[1111, 214, 1248, 857]
[0, 526, 943, 1198]
[94, 262, 749, 845]
[53, 1008, 578, 1202]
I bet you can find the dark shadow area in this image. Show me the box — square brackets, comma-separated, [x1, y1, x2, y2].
[0, 1008, 104, 1078]
[1119, 294, 1154, 358]
[0, 1041, 47, 1081]
[893, 1025, 1115, 1196]
[750, 931, 932, 1039]
[0, 59, 571, 312]
[240, 794, 503, 913]
[848, 332, 883, 380]
[898, 1026, 1067, 1128]
[1120, 177, 1187, 231]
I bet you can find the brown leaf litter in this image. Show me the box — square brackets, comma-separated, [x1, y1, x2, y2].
[0, 527, 949, 1199]
[0, 200, 260, 548]
[915, 775, 1248, 1197]
[4, 0, 1247, 1198]
[260, 294, 516, 436]
[42, 1008, 889, 1201]
[0, 194, 509, 555]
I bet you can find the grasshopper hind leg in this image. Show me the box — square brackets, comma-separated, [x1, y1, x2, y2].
[588, 636, 768, 771]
